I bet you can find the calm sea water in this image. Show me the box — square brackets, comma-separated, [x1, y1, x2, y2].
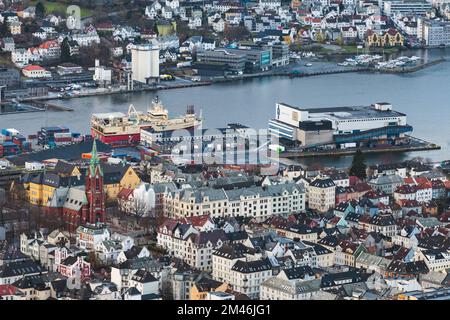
[1, 48, 449, 167]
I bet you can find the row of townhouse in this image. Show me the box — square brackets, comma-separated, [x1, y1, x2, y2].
[162, 183, 306, 221]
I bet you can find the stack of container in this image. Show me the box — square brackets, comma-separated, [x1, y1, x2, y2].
[0, 128, 33, 156]
[54, 132, 73, 145]
[12, 134, 26, 148]
[2, 141, 20, 156]
[37, 126, 70, 146]
[22, 141, 32, 152]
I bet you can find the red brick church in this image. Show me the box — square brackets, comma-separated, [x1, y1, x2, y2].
[62, 140, 106, 231]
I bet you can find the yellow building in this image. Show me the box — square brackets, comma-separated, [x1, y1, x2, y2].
[190, 278, 228, 300]
[103, 165, 141, 201]
[9, 22, 21, 35]
[54, 160, 81, 177]
[28, 172, 85, 206]
[366, 29, 404, 47]
[157, 21, 177, 36]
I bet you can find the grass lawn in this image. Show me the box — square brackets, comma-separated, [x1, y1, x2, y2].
[340, 45, 402, 54]
[30, 1, 93, 18]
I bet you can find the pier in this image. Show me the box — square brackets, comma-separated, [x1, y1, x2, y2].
[27, 100, 74, 111]
[374, 58, 446, 73]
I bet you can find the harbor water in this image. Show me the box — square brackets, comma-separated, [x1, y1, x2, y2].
[1, 48, 449, 167]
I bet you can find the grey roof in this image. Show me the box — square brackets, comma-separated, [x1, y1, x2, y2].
[282, 266, 315, 280]
[63, 187, 87, 211]
[0, 260, 44, 278]
[47, 187, 69, 207]
[231, 258, 272, 273]
[173, 187, 227, 203]
[310, 177, 335, 188]
[213, 243, 257, 260]
[261, 277, 321, 295]
[190, 229, 227, 246]
[369, 174, 404, 185]
[321, 271, 369, 288]
[152, 182, 178, 193]
[131, 269, 158, 283]
[117, 257, 164, 271]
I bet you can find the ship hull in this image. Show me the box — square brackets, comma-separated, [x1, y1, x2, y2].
[91, 128, 140, 147]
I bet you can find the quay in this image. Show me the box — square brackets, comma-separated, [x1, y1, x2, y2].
[27, 100, 74, 112]
[278, 139, 441, 159]
[30, 81, 213, 102]
[374, 58, 446, 73]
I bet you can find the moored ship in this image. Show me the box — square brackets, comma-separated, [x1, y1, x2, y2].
[91, 97, 202, 146]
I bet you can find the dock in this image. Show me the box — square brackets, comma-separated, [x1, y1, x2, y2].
[278, 138, 441, 159]
[28, 100, 74, 111]
[374, 58, 446, 73]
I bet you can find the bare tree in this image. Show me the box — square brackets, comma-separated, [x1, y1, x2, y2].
[131, 196, 148, 224]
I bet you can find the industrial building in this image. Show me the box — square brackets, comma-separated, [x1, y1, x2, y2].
[195, 49, 246, 75]
[268, 102, 412, 149]
[195, 46, 272, 75]
[0, 66, 20, 88]
[93, 59, 112, 86]
[131, 43, 160, 84]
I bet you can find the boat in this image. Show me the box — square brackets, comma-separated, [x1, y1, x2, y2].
[304, 63, 312, 67]
[91, 96, 202, 146]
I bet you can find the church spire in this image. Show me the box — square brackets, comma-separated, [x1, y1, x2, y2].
[89, 139, 102, 176]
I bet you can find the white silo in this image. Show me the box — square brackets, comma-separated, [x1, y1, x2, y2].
[131, 43, 160, 84]
[150, 42, 160, 79]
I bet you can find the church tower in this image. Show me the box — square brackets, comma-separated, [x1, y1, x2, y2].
[83, 140, 105, 224]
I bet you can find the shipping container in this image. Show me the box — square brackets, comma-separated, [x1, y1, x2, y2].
[6, 128, 20, 136]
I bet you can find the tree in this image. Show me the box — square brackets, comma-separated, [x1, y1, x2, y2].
[35, 2, 46, 19]
[316, 31, 326, 43]
[349, 149, 367, 180]
[131, 196, 148, 224]
[60, 37, 72, 63]
[224, 25, 251, 42]
[0, 22, 9, 37]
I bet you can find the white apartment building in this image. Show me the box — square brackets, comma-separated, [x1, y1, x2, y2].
[260, 277, 321, 300]
[307, 177, 336, 213]
[418, 250, 450, 272]
[212, 244, 274, 300]
[418, 18, 450, 46]
[76, 224, 111, 251]
[157, 220, 227, 271]
[11, 48, 30, 66]
[70, 32, 100, 47]
[163, 183, 306, 221]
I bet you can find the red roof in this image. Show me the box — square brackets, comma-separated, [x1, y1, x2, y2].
[184, 215, 211, 227]
[39, 40, 59, 49]
[386, 28, 399, 36]
[23, 65, 45, 71]
[117, 188, 134, 200]
[0, 285, 21, 297]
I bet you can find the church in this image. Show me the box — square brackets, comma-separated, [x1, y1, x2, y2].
[61, 140, 106, 232]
